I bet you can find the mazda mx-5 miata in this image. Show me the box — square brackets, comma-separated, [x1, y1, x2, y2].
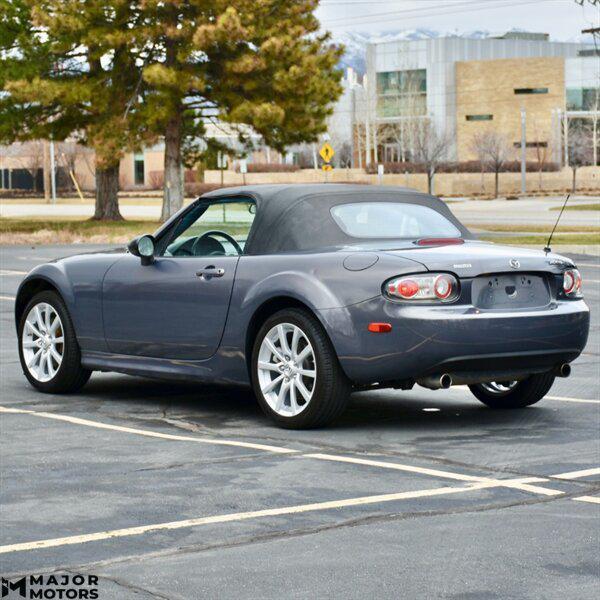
[16, 184, 589, 428]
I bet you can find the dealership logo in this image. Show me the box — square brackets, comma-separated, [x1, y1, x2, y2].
[1, 575, 98, 599]
[509, 259, 520, 269]
[2, 578, 26, 598]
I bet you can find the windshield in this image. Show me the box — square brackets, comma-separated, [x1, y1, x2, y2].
[330, 202, 462, 239]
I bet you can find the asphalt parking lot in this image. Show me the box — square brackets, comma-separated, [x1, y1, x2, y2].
[1, 245, 599, 600]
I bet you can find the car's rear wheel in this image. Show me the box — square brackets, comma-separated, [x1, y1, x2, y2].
[469, 372, 555, 409]
[251, 308, 350, 429]
[18, 291, 91, 393]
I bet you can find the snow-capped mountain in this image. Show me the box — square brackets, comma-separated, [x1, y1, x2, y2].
[332, 28, 529, 74]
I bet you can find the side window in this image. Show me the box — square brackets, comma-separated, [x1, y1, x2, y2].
[163, 200, 256, 258]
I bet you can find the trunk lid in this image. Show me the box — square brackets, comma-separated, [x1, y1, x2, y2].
[384, 240, 567, 278]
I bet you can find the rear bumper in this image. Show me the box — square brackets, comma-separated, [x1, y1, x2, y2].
[319, 298, 590, 385]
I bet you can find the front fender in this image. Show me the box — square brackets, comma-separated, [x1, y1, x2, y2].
[15, 252, 120, 352]
[15, 265, 76, 328]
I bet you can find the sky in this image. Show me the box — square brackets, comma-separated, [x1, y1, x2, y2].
[315, 0, 600, 42]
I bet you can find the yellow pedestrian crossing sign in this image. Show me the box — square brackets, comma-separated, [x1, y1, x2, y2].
[319, 142, 335, 163]
[322, 164, 333, 171]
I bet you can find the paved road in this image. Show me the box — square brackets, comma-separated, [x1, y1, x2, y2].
[450, 196, 600, 227]
[0, 245, 599, 600]
[2, 195, 599, 227]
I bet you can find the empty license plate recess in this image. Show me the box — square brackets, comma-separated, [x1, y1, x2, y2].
[472, 273, 551, 310]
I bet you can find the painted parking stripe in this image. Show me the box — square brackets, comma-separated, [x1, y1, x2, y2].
[572, 496, 600, 505]
[449, 387, 598, 405]
[552, 467, 600, 480]
[0, 295, 15, 301]
[546, 396, 600, 405]
[305, 453, 563, 496]
[0, 406, 566, 496]
[0, 406, 297, 455]
[0, 481, 517, 554]
[0, 269, 28, 276]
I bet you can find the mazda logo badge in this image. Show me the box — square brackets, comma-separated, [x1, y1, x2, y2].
[509, 259, 520, 269]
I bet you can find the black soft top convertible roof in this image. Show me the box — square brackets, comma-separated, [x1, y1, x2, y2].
[200, 184, 472, 255]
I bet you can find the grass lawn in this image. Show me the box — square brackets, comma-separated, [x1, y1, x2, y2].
[0, 218, 249, 245]
[467, 223, 600, 233]
[549, 203, 600, 211]
[478, 234, 599, 245]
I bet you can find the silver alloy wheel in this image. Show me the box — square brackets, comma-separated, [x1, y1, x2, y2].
[21, 302, 64, 382]
[257, 322, 317, 417]
[480, 381, 518, 396]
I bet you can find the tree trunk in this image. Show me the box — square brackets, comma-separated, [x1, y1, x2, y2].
[92, 163, 122, 221]
[494, 170, 499, 198]
[427, 169, 434, 194]
[43, 141, 51, 203]
[161, 111, 184, 222]
[572, 167, 577, 193]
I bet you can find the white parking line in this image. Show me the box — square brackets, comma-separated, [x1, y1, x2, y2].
[305, 453, 563, 496]
[0, 406, 297, 455]
[0, 480, 517, 554]
[0, 295, 15, 301]
[546, 396, 600, 405]
[572, 496, 600, 505]
[443, 387, 598, 405]
[1, 405, 564, 497]
[0, 269, 28, 276]
[552, 467, 600, 480]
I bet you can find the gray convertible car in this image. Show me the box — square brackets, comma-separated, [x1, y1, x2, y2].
[16, 184, 589, 428]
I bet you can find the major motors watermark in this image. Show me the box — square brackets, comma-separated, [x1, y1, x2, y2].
[1, 574, 98, 599]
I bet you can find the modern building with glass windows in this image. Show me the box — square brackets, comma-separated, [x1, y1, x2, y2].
[361, 32, 598, 165]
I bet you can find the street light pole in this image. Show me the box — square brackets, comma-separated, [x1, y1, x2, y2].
[49, 140, 57, 204]
[520, 109, 526, 194]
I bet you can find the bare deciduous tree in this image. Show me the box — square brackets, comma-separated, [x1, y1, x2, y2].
[567, 121, 594, 192]
[411, 119, 451, 194]
[470, 131, 512, 198]
[17, 141, 44, 191]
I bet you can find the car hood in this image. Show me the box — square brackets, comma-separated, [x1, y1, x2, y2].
[383, 240, 574, 278]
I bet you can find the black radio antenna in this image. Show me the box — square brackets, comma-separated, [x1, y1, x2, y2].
[544, 194, 570, 255]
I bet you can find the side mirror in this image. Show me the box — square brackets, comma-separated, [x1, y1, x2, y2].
[128, 234, 155, 266]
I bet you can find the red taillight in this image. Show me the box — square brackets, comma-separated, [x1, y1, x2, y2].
[398, 279, 419, 298]
[563, 269, 582, 297]
[386, 273, 459, 302]
[368, 322, 393, 333]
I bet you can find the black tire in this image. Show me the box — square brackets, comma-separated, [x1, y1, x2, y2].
[469, 372, 555, 409]
[251, 308, 351, 429]
[18, 290, 91, 394]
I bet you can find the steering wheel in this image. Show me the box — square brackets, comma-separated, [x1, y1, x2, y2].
[192, 230, 243, 256]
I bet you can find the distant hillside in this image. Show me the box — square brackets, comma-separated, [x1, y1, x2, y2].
[332, 28, 511, 74]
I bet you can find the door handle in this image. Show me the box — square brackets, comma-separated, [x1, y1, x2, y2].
[196, 266, 225, 280]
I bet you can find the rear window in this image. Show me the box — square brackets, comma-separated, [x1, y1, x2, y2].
[330, 202, 462, 239]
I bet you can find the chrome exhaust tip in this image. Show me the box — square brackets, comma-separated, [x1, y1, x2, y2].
[417, 374, 453, 390]
[439, 373, 453, 389]
[554, 363, 571, 378]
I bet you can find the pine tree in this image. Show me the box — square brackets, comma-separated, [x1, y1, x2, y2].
[2, 1, 343, 222]
[0, 1, 153, 220]
[138, 0, 344, 220]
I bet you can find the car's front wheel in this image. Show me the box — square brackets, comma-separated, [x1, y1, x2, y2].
[469, 372, 555, 409]
[251, 308, 350, 429]
[18, 290, 91, 393]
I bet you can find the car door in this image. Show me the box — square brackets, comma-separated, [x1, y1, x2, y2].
[102, 198, 256, 360]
